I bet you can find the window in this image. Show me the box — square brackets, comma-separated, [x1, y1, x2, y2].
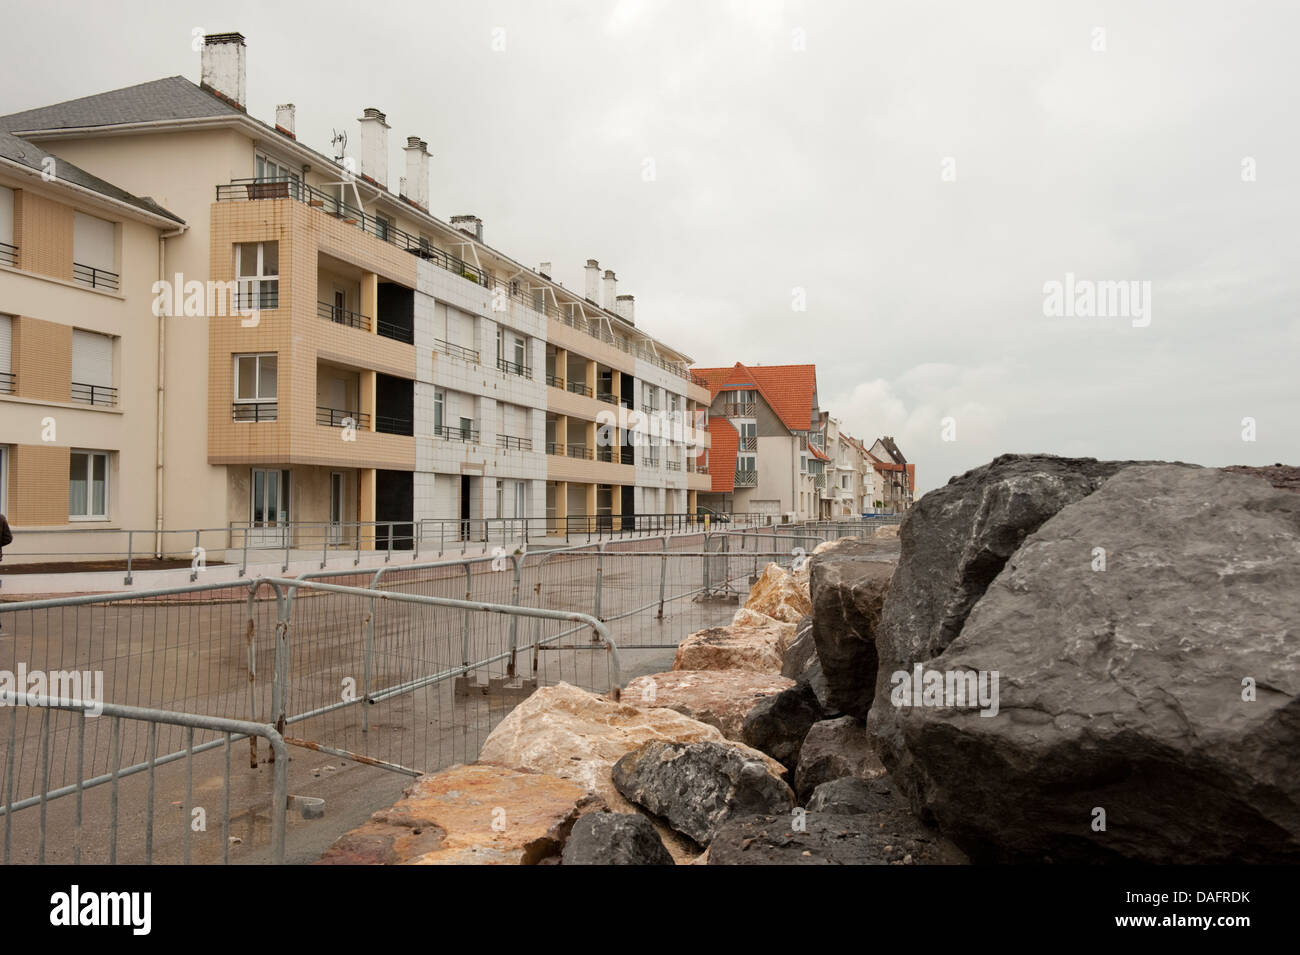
[73, 213, 118, 290]
[459, 416, 473, 440]
[0, 445, 8, 512]
[495, 326, 528, 376]
[434, 389, 444, 433]
[235, 242, 279, 310]
[234, 353, 277, 421]
[376, 216, 390, 241]
[255, 154, 300, 186]
[69, 450, 109, 519]
[0, 313, 12, 394]
[71, 329, 115, 405]
[738, 454, 756, 471]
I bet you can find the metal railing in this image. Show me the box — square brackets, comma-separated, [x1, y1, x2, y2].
[232, 400, 277, 422]
[0, 241, 16, 268]
[739, 435, 758, 451]
[72, 262, 119, 292]
[0, 370, 13, 394]
[317, 300, 370, 332]
[545, 374, 565, 389]
[725, 401, 757, 417]
[434, 339, 479, 363]
[495, 356, 531, 378]
[316, 406, 369, 429]
[376, 317, 413, 344]
[566, 380, 593, 398]
[497, 434, 533, 451]
[375, 414, 413, 436]
[432, 423, 478, 442]
[233, 287, 280, 310]
[70, 382, 118, 407]
[735, 469, 758, 487]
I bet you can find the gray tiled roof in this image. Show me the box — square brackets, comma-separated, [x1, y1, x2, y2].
[0, 76, 240, 133]
[0, 129, 183, 223]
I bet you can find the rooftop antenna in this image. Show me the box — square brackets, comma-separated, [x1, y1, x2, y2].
[330, 129, 347, 163]
[323, 128, 364, 211]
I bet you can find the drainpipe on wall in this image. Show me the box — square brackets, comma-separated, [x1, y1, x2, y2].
[156, 224, 188, 558]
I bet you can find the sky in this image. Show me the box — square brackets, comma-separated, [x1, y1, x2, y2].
[3, 0, 1296, 493]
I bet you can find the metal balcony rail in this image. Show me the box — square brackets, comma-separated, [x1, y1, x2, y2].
[232, 400, 277, 422]
[725, 401, 757, 417]
[434, 339, 479, 363]
[735, 469, 758, 487]
[545, 374, 565, 389]
[316, 406, 370, 429]
[566, 380, 594, 398]
[72, 262, 119, 292]
[495, 356, 531, 378]
[70, 381, 118, 407]
[216, 178, 491, 288]
[565, 443, 594, 459]
[233, 287, 280, 310]
[432, 423, 478, 442]
[317, 300, 370, 332]
[665, 460, 682, 471]
[620, 448, 634, 465]
[497, 434, 533, 451]
[814, 474, 827, 488]
[0, 241, 16, 267]
[0, 370, 13, 394]
[376, 414, 414, 436]
[376, 317, 414, 344]
[739, 435, 758, 451]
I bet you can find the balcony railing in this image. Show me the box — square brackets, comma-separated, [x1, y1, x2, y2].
[316, 406, 370, 429]
[497, 434, 533, 451]
[725, 401, 757, 418]
[73, 262, 119, 292]
[432, 423, 478, 443]
[0, 370, 14, 394]
[376, 415, 414, 436]
[734, 469, 758, 488]
[566, 380, 593, 398]
[435, 339, 479, 363]
[738, 435, 757, 451]
[665, 461, 682, 472]
[317, 300, 371, 332]
[376, 318, 413, 345]
[70, 382, 118, 407]
[545, 374, 565, 389]
[233, 400, 277, 422]
[549, 442, 594, 460]
[0, 241, 16, 268]
[234, 288, 280, 311]
[496, 356, 531, 378]
[814, 474, 827, 489]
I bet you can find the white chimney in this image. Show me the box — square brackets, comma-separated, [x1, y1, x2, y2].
[201, 33, 246, 109]
[358, 108, 389, 188]
[402, 136, 430, 210]
[275, 104, 296, 139]
[584, 259, 600, 302]
[602, 269, 617, 310]
[451, 215, 483, 242]
[615, 294, 635, 324]
[538, 262, 552, 278]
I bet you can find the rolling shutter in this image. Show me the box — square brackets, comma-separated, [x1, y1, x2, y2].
[71, 329, 113, 387]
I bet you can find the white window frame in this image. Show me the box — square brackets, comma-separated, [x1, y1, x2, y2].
[235, 242, 279, 310]
[234, 353, 278, 421]
[69, 449, 110, 521]
[434, 389, 444, 433]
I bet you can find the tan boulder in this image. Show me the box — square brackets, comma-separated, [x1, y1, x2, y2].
[673, 619, 791, 673]
[874, 523, 899, 539]
[743, 562, 812, 623]
[478, 683, 786, 861]
[732, 606, 798, 641]
[318, 762, 597, 865]
[622, 669, 795, 740]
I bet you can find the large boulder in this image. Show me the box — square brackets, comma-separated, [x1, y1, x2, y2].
[673, 620, 791, 673]
[875, 465, 1300, 863]
[1223, 463, 1300, 494]
[561, 811, 675, 865]
[318, 763, 598, 865]
[478, 683, 784, 862]
[809, 540, 896, 719]
[740, 679, 824, 772]
[805, 776, 895, 815]
[793, 715, 887, 802]
[743, 562, 812, 623]
[613, 740, 795, 845]
[732, 607, 798, 644]
[621, 670, 794, 740]
[780, 615, 817, 679]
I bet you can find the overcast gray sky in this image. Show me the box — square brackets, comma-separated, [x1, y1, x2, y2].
[5, 0, 1296, 492]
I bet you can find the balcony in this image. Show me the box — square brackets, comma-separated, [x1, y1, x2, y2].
[377, 318, 413, 344]
[70, 382, 118, 407]
[738, 435, 757, 452]
[234, 288, 280, 311]
[566, 380, 593, 398]
[725, 401, 757, 418]
[665, 461, 682, 472]
[233, 400, 277, 422]
[435, 339, 479, 363]
[546, 442, 594, 460]
[546, 374, 565, 389]
[73, 262, 119, 293]
[317, 300, 371, 332]
[376, 415, 413, 436]
[432, 423, 479, 443]
[496, 356, 531, 378]
[497, 434, 533, 451]
[0, 241, 16, 268]
[317, 406, 370, 429]
[0, 370, 12, 393]
[814, 474, 826, 489]
[734, 469, 758, 488]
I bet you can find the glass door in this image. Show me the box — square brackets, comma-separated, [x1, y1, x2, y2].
[250, 468, 290, 547]
[329, 472, 344, 544]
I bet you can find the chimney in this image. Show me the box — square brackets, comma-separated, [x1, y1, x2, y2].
[275, 104, 296, 139]
[615, 294, 636, 324]
[402, 136, 430, 210]
[358, 108, 390, 187]
[200, 33, 246, 110]
[451, 215, 483, 243]
[602, 269, 617, 310]
[584, 259, 600, 302]
[538, 262, 552, 279]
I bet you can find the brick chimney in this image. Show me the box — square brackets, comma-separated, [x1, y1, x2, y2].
[402, 136, 430, 210]
[358, 108, 389, 187]
[275, 104, 296, 139]
[584, 259, 600, 302]
[201, 33, 246, 110]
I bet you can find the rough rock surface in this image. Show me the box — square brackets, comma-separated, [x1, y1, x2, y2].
[318, 762, 597, 865]
[560, 811, 675, 865]
[1224, 463, 1300, 493]
[876, 465, 1300, 863]
[478, 683, 784, 862]
[780, 615, 817, 679]
[732, 607, 798, 643]
[743, 562, 813, 623]
[708, 777, 966, 866]
[613, 740, 796, 845]
[621, 670, 794, 740]
[809, 540, 896, 719]
[794, 716, 887, 802]
[673, 620, 790, 674]
[805, 776, 895, 815]
[740, 679, 824, 772]
[874, 523, 900, 539]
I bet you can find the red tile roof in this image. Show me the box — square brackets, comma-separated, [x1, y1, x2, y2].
[704, 418, 738, 493]
[809, 445, 829, 461]
[692, 362, 818, 433]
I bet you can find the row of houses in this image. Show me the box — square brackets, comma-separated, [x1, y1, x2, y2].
[694, 361, 914, 522]
[0, 33, 722, 559]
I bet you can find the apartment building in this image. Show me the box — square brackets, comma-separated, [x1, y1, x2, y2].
[0, 128, 185, 554]
[867, 436, 915, 512]
[0, 32, 710, 557]
[693, 362, 822, 522]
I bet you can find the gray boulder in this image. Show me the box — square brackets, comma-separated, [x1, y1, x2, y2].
[794, 715, 887, 802]
[805, 776, 895, 815]
[560, 811, 675, 865]
[740, 679, 824, 772]
[877, 465, 1300, 863]
[780, 615, 817, 680]
[809, 540, 896, 719]
[612, 740, 795, 845]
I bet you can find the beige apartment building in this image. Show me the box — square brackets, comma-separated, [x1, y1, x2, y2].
[0, 32, 709, 561]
